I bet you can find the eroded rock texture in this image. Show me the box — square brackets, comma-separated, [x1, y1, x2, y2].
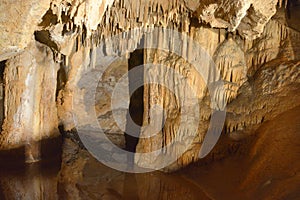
[0, 41, 60, 162]
[0, 0, 299, 173]
[0, 0, 50, 60]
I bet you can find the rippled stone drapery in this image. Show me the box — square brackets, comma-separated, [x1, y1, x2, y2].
[0, 0, 299, 170]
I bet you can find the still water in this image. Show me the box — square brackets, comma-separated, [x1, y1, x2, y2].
[0, 139, 210, 200]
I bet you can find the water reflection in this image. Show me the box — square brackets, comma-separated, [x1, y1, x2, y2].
[0, 161, 60, 200]
[0, 139, 210, 200]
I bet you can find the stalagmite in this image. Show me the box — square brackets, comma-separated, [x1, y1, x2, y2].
[0, 0, 299, 172]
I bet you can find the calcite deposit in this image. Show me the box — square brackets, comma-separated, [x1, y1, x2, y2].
[0, 0, 299, 173]
[0, 41, 60, 162]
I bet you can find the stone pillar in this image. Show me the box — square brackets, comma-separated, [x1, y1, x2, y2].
[0, 41, 60, 163]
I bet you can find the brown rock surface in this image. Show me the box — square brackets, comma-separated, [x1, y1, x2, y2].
[0, 0, 299, 175]
[180, 105, 300, 200]
[0, 41, 60, 162]
[0, 0, 50, 60]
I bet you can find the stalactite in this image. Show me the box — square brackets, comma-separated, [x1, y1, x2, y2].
[0, 0, 292, 170]
[278, 0, 289, 8]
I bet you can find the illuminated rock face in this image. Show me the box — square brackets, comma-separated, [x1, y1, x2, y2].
[0, 0, 50, 61]
[135, 15, 300, 170]
[0, 0, 299, 170]
[0, 41, 60, 162]
[0, 0, 284, 59]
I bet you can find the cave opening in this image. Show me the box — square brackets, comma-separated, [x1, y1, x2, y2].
[125, 48, 145, 155]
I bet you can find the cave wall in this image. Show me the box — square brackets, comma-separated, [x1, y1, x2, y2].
[136, 14, 300, 170]
[0, 0, 299, 171]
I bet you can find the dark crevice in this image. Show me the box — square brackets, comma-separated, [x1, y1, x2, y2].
[34, 30, 58, 51]
[125, 47, 145, 154]
[38, 9, 58, 28]
[0, 60, 5, 131]
[286, 0, 300, 60]
[81, 24, 88, 46]
[56, 62, 67, 100]
[286, 0, 300, 20]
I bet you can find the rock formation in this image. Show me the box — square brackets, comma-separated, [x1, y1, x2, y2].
[0, 0, 299, 172]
